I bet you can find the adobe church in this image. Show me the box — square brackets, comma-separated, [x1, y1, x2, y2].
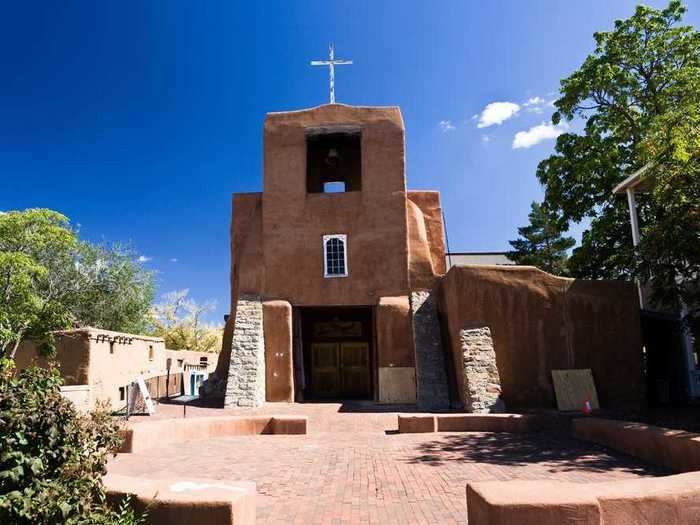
[206, 103, 448, 408]
[207, 102, 647, 413]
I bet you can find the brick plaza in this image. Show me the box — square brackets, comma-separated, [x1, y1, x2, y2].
[109, 402, 666, 524]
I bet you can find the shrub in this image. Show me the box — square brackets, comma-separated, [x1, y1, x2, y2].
[0, 363, 143, 524]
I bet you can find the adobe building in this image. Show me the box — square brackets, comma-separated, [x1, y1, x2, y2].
[16, 328, 217, 411]
[208, 103, 645, 413]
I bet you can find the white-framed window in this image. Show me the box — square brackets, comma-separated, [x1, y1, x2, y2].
[323, 234, 348, 278]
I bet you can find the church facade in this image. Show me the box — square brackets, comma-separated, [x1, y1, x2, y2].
[209, 103, 646, 413]
[211, 103, 448, 408]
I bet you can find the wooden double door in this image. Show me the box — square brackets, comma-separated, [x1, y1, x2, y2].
[311, 342, 370, 398]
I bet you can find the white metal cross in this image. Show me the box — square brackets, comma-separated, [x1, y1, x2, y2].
[310, 44, 352, 104]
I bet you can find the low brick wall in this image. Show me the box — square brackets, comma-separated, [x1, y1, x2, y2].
[573, 417, 700, 473]
[397, 413, 553, 434]
[466, 418, 700, 523]
[398, 415, 436, 433]
[105, 474, 255, 525]
[467, 472, 700, 525]
[467, 479, 601, 525]
[119, 415, 307, 453]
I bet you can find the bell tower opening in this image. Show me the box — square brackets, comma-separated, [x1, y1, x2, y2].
[306, 127, 361, 193]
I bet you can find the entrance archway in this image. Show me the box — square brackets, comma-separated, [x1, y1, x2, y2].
[296, 306, 374, 400]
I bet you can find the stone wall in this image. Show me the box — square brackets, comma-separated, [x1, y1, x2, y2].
[224, 295, 266, 407]
[411, 290, 450, 410]
[460, 327, 504, 413]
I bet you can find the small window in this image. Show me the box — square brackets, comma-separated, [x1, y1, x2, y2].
[119, 386, 125, 401]
[323, 181, 346, 193]
[177, 359, 184, 368]
[200, 356, 208, 366]
[109, 341, 115, 354]
[148, 345, 154, 361]
[323, 234, 348, 278]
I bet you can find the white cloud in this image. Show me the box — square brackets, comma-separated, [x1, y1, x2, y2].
[524, 96, 546, 114]
[512, 122, 567, 149]
[481, 134, 492, 144]
[476, 102, 520, 128]
[523, 95, 558, 113]
[524, 96, 545, 107]
[170, 258, 179, 263]
[438, 120, 455, 132]
[137, 255, 152, 263]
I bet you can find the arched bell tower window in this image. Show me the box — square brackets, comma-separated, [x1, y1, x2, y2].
[323, 234, 348, 278]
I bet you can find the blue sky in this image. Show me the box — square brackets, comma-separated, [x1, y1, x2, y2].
[1, 1, 697, 322]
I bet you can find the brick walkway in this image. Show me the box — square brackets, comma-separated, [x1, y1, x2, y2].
[108, 402, 667, 524]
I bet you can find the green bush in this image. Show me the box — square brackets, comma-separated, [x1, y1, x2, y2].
[0, 363, 143, 524]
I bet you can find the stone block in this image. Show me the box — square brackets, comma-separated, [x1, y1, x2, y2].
[225, 295, 265, 408]
[460, 326, 504, 413]
[411, 290, 449, 410]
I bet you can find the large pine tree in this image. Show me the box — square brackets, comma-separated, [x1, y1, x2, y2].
[508, 201, 576, 276]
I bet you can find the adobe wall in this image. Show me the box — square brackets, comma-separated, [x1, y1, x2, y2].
[260, 104, 410, 306]
[407, 191, 447, 290]
[224, 115, 447, 305]
[231, 193, 264, 298]
[376, 296, 416, 403]
[164, 348, 217, 370]
[439, 265, 644, 411]
[86, 330, 170, 408]
[16, 332, 90, 385]
[263, 300, 294, 402]
[16, 328, 218, 410]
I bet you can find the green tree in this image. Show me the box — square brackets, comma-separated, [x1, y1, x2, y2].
[0, 209, 155, 358]
[0, 363, 145, 524]
[508, 201, 576, 275]
[0, 210, 76, 357]
[538, 0, 700, 287]
[70, 242, 155, 335]
[149, 289, 222, 353]
[636, 97, 700, 322]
